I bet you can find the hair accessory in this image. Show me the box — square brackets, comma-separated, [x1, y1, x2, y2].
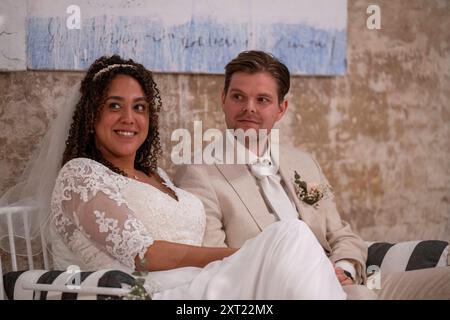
[93, 64, 136, 80]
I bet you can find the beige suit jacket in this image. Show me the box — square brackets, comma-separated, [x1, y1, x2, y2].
[174, 146, 368, 283]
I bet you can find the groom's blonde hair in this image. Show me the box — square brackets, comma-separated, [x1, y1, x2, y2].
[223, 50, 290, 103]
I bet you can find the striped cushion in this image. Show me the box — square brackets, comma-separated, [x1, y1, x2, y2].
[3, 269, 136, 300]
[366, 240, 449, 274]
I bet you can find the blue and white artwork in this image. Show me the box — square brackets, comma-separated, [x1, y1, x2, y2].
[27, 0, 347, 75]
[0, 0, 27, 71]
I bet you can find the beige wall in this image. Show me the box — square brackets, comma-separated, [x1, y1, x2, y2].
[1, 0, 449, 243]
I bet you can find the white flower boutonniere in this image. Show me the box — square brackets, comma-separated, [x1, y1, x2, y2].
[293, 171, 332, 208]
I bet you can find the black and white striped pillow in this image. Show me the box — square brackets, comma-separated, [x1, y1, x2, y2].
[3, 269, 136, 300]
[366, 240, 449, 274]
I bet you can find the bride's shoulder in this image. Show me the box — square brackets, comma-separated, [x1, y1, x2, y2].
[63, 157, 103, 169]
[57, 158, 128, 191]
[59, 157, 112, 177]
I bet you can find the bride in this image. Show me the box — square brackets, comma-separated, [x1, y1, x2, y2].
[2, 55, 346, 300]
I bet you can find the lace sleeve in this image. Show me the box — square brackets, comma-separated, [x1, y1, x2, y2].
[51, 158, 154, 269]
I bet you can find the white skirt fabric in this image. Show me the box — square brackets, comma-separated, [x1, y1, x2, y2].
[150, 220, 347, 300]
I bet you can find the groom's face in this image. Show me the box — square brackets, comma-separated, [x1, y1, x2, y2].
[222, 72, 288, 133]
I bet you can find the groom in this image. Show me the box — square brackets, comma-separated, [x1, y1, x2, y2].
[174, 50, 371, 297]
[173, 50, 449, 299]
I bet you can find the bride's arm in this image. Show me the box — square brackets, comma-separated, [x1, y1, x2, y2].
[67, 189, 237, 271]
[136, 241, 238, 271]
[55, 159, 238, 272]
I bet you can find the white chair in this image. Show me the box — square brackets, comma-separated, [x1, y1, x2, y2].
[0, 205, 48, 300]
[0, 206, 133, 300]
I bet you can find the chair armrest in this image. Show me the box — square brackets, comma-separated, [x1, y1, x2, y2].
[2, 269, 142, 300]
[366, 240, 449, 275]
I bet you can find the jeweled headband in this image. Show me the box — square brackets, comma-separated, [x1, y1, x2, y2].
[92, 64, 137, 80]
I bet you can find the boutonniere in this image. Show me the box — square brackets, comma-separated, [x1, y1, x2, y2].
[293, 171, 331, 208]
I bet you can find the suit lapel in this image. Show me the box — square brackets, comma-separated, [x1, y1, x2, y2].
[279, 160, 330, 250]
[216, 164, 275, 231]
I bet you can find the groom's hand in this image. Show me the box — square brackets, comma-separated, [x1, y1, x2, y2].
[334, 265, 355, 286]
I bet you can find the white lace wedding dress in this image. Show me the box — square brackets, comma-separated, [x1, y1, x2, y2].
[50, 158, 346, 299]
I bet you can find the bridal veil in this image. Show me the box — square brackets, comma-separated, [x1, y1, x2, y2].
[0, 83, 80, 256]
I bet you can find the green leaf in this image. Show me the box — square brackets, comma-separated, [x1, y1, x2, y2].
[139, 257, 147, 269]
[299, 180, 307, 190]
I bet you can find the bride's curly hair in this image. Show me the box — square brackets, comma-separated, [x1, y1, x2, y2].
[62, 55, 162, 176]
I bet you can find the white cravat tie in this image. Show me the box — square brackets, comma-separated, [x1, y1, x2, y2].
[249, 159, 299, 221]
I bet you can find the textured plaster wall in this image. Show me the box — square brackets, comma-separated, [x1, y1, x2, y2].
[1, 0, 449, 248]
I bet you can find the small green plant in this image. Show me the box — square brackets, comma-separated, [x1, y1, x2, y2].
[123, 258, 152, 300]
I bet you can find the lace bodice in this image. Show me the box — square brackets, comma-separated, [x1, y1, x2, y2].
[50, 158, 205, 271]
